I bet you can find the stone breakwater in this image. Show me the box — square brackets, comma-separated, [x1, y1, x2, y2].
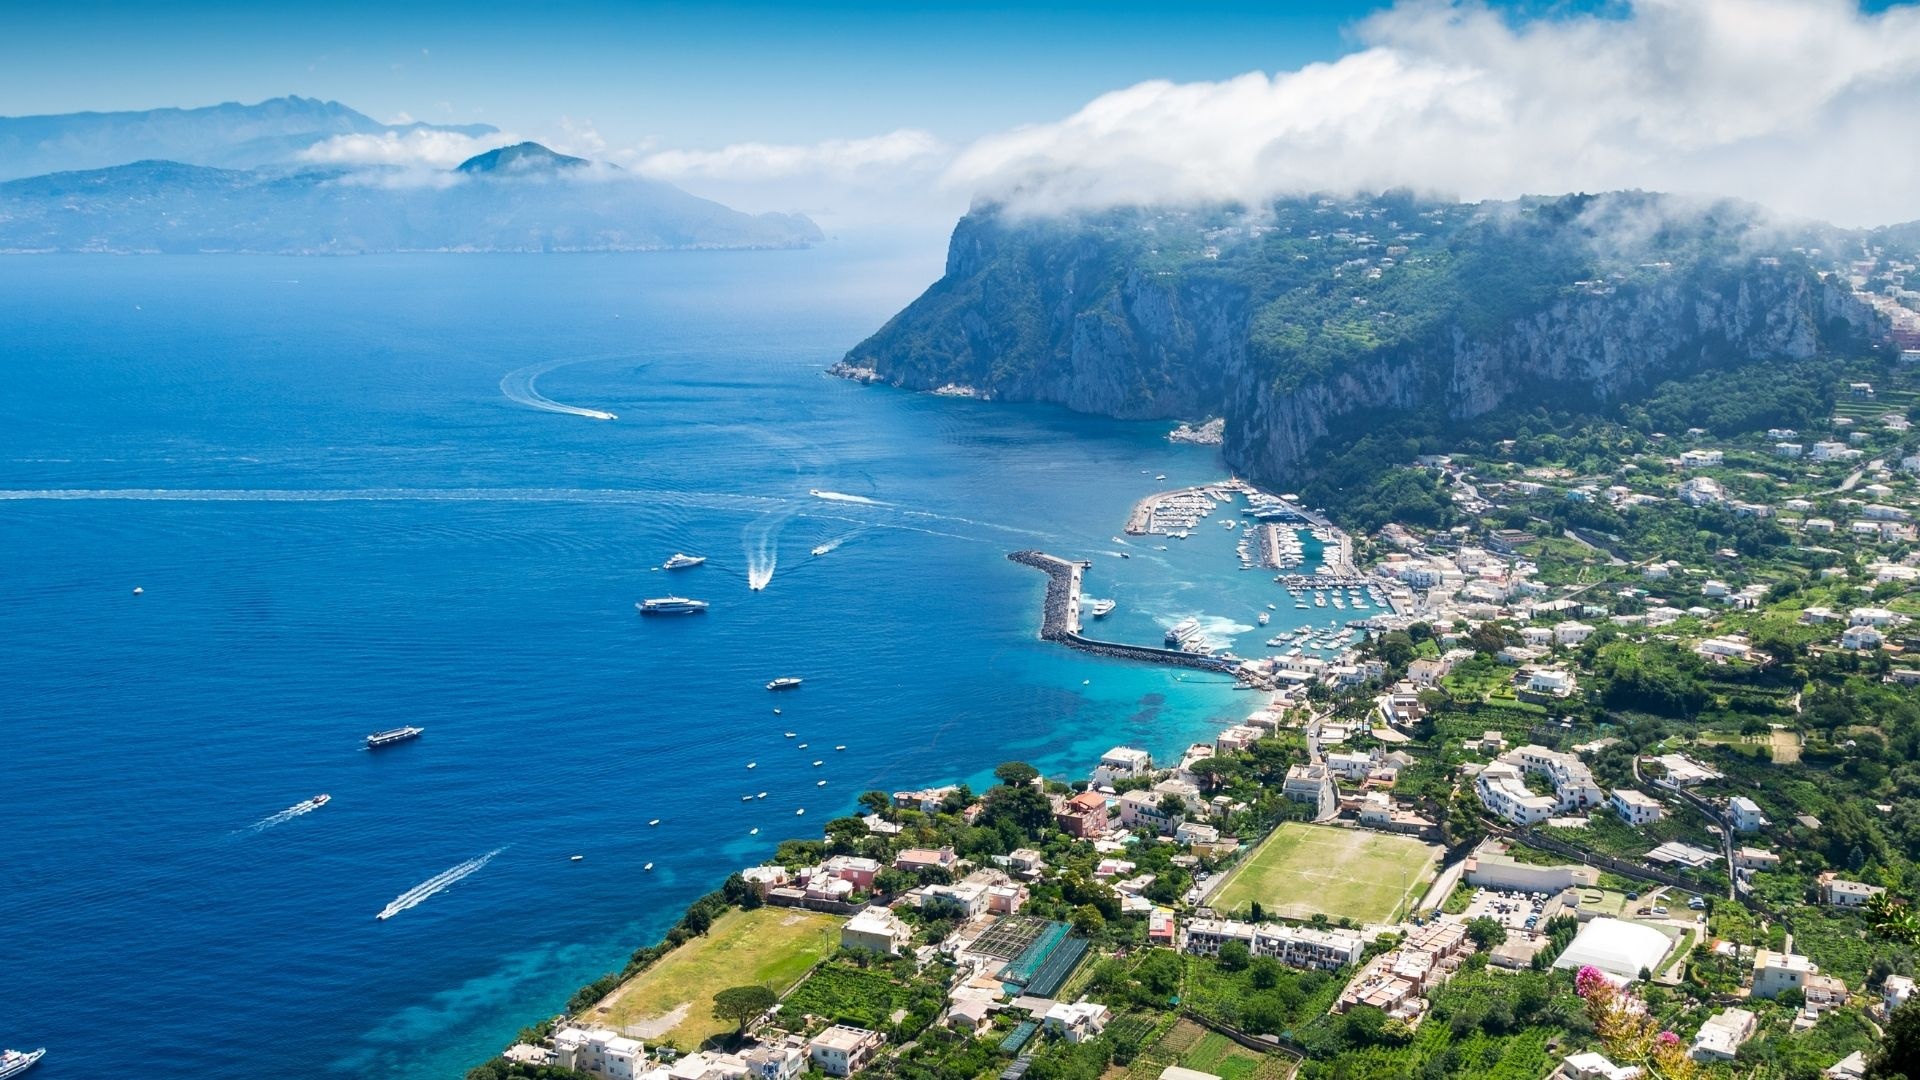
[1007, 550, 1238, 674]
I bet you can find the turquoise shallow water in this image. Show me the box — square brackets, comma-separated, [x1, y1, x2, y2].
[0, 249, 1333, 1078]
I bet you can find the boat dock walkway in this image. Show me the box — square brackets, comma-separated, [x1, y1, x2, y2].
[1007, 551, 1239, 674]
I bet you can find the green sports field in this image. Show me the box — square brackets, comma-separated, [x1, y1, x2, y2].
[1212, 822, 1437, 925]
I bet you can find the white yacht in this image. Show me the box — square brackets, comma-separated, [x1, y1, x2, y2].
[1257, 612, 1270, 625]
[1, 1049, 44, 1079]
[1088, 598, 1117, 618]
[661, 553, 706, 570]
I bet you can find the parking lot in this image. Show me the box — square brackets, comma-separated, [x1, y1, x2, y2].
[1461, 886, 1568, 933]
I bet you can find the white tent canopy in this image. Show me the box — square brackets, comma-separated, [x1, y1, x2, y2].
[1550, 917, 1672, 981]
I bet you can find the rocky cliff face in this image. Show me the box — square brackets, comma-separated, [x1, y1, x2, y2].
[838, 195, 1880, 486]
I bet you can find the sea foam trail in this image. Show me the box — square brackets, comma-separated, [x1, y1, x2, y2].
[248, 798, 321, 832]
[808, 489, 884, 506]
[376, 848, 503, 921]
[743, 509, 791, 591]
[500, 359, 619, 421]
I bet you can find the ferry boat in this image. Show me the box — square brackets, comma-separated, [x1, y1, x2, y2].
[661, 553, 706, 570]
[637, 596, 708, 615]
[1088, 598, 1117, 618]
[766, 677, 803, 691]
[0, 1049, 44, 1079]
[367, 726, 424, 749]
[1164, 618, 1202, 647]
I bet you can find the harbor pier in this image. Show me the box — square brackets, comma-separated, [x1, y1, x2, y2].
[1007, 551, 1239, 674]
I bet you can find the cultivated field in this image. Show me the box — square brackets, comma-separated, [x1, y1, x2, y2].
[1212, 822, 1437, 925]
[1119, 1018, 1293, 1080]
[591, 907, 841, 1049]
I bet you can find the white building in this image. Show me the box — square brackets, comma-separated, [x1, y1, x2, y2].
[555, 1027, 649, 1080]
[1092, 746, 1153, 787]
[1553, 621, 1596, 645]
[1283, 764, 1339, 821]
[1679, 449, 1724, 468]
[1678, 476, 1725, 506]
[1610, 789, 1665, 825]
[1841, 625, 1885, 651]
[1182, 918, 1365, 971]
[1042, 1001, 1110, 1043]
[1563, 1052, 1643, 1080]
[1689, 1008, 1757, 1062]
[1752, 950, 1820, 998]
[808, 1026, 883, 1077]
[841, 906, 912, 955]
[1729, 796, 1765, 833]
[1820, 873, 1887, 908]
[1475, 762, 1555, 825]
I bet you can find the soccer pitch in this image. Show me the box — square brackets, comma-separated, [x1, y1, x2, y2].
[1212, 822, 1438, 925]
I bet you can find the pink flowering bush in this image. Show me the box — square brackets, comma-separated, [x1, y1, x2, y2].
[1574, 966, 1696, 1080]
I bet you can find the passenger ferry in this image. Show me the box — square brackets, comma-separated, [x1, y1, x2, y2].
[638, 596, 709, 615]
[367, 726, 424, 749]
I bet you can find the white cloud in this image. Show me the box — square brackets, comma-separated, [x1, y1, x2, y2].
[946, 0, 1920, 226]
[298, 129, 513, 170]
[634, 129, 949, 182]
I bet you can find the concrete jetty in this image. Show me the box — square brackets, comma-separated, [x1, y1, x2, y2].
[1007, 551, 1239, 674]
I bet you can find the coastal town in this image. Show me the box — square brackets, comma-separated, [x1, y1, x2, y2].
[474, 263, 1920, 1080]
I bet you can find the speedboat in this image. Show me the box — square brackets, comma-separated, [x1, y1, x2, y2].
[644, 862, 654, 871]
[570, 855, 584, 862]
[746, 762, 757, 769]
[1155, 474, 1167, 481]
[767, 677, 803, 691]
[795, 808, 805, 815]
[835, 745, 846, 751]
[784, 731, 796, 738]
[757, 791, 768, 799]
[812, 760, 823, 766]
[817, 780, 828, 786]
[811, 544, 832, 557]
[741, 794, 754, 802]
[648, 819, 660, 826]
[310, 793, 331, 808]
[798, 743, 808, 749]
[662, 553, 706, 570]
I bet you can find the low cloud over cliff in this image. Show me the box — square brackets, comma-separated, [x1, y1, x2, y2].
[944, 0, 1920, 227]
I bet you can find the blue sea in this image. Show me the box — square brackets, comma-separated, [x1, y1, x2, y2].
[0, 249, 1339, 1078]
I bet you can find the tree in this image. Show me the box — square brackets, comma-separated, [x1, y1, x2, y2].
[995, 762, 1040, 788]
[1157, 793, 1189, 821]
[1071, 904, 1107, 937]
[858, 790, 892, 817]
[1465, 916, 1508, 949]
[712, 984, 777, 1035]
[1217, 940, 1251, 971]
[1868, 997, 1920, 1079]
[981, 782, 1055, 838]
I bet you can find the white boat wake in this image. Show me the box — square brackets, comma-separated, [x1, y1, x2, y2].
[744, 510, 790, 591]
[500, 358, 619, 421]
[808, 489, 884, 506]
[377, 848, 503, 921]
[248, 798, 323, 832]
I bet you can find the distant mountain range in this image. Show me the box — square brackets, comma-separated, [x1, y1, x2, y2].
[0, 95, 496, 180]
[0, 141, 821, 253]
[0, 97, 822, 253]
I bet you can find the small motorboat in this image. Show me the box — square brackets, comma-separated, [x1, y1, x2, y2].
[757, 791, 768, 799]
[750, 827, 759, 835]
[570, 855, 584, 862]
[798, 743, 809, 749]
[817, 780, 828, 787]
[812, 760, 823, 767]
[310, 793, 331, 808]
[741, 794, 753, 802]
[784, 732, 796, 738]
[648, 819, 660, 826]
[834, 745, 846, 751]
[746, 762, 757, 769]
[132, 586, 143, 595]
[644, 862, 654, 871]
[795, 808, 805, 815]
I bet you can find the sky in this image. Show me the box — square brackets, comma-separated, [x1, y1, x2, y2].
[7, 0, 1920, 232]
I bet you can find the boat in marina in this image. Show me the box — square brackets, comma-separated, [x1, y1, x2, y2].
[766, 677, 803, 691]
[367, 725, 423, 749]
[638, 596, 708, 615]
[1088, 598, 1117, 618]
[1164, 618, 1202, 647]
[661, 553, 706, 570]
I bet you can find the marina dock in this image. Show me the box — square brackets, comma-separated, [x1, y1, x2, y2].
[1007, 551, 1239, 673]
